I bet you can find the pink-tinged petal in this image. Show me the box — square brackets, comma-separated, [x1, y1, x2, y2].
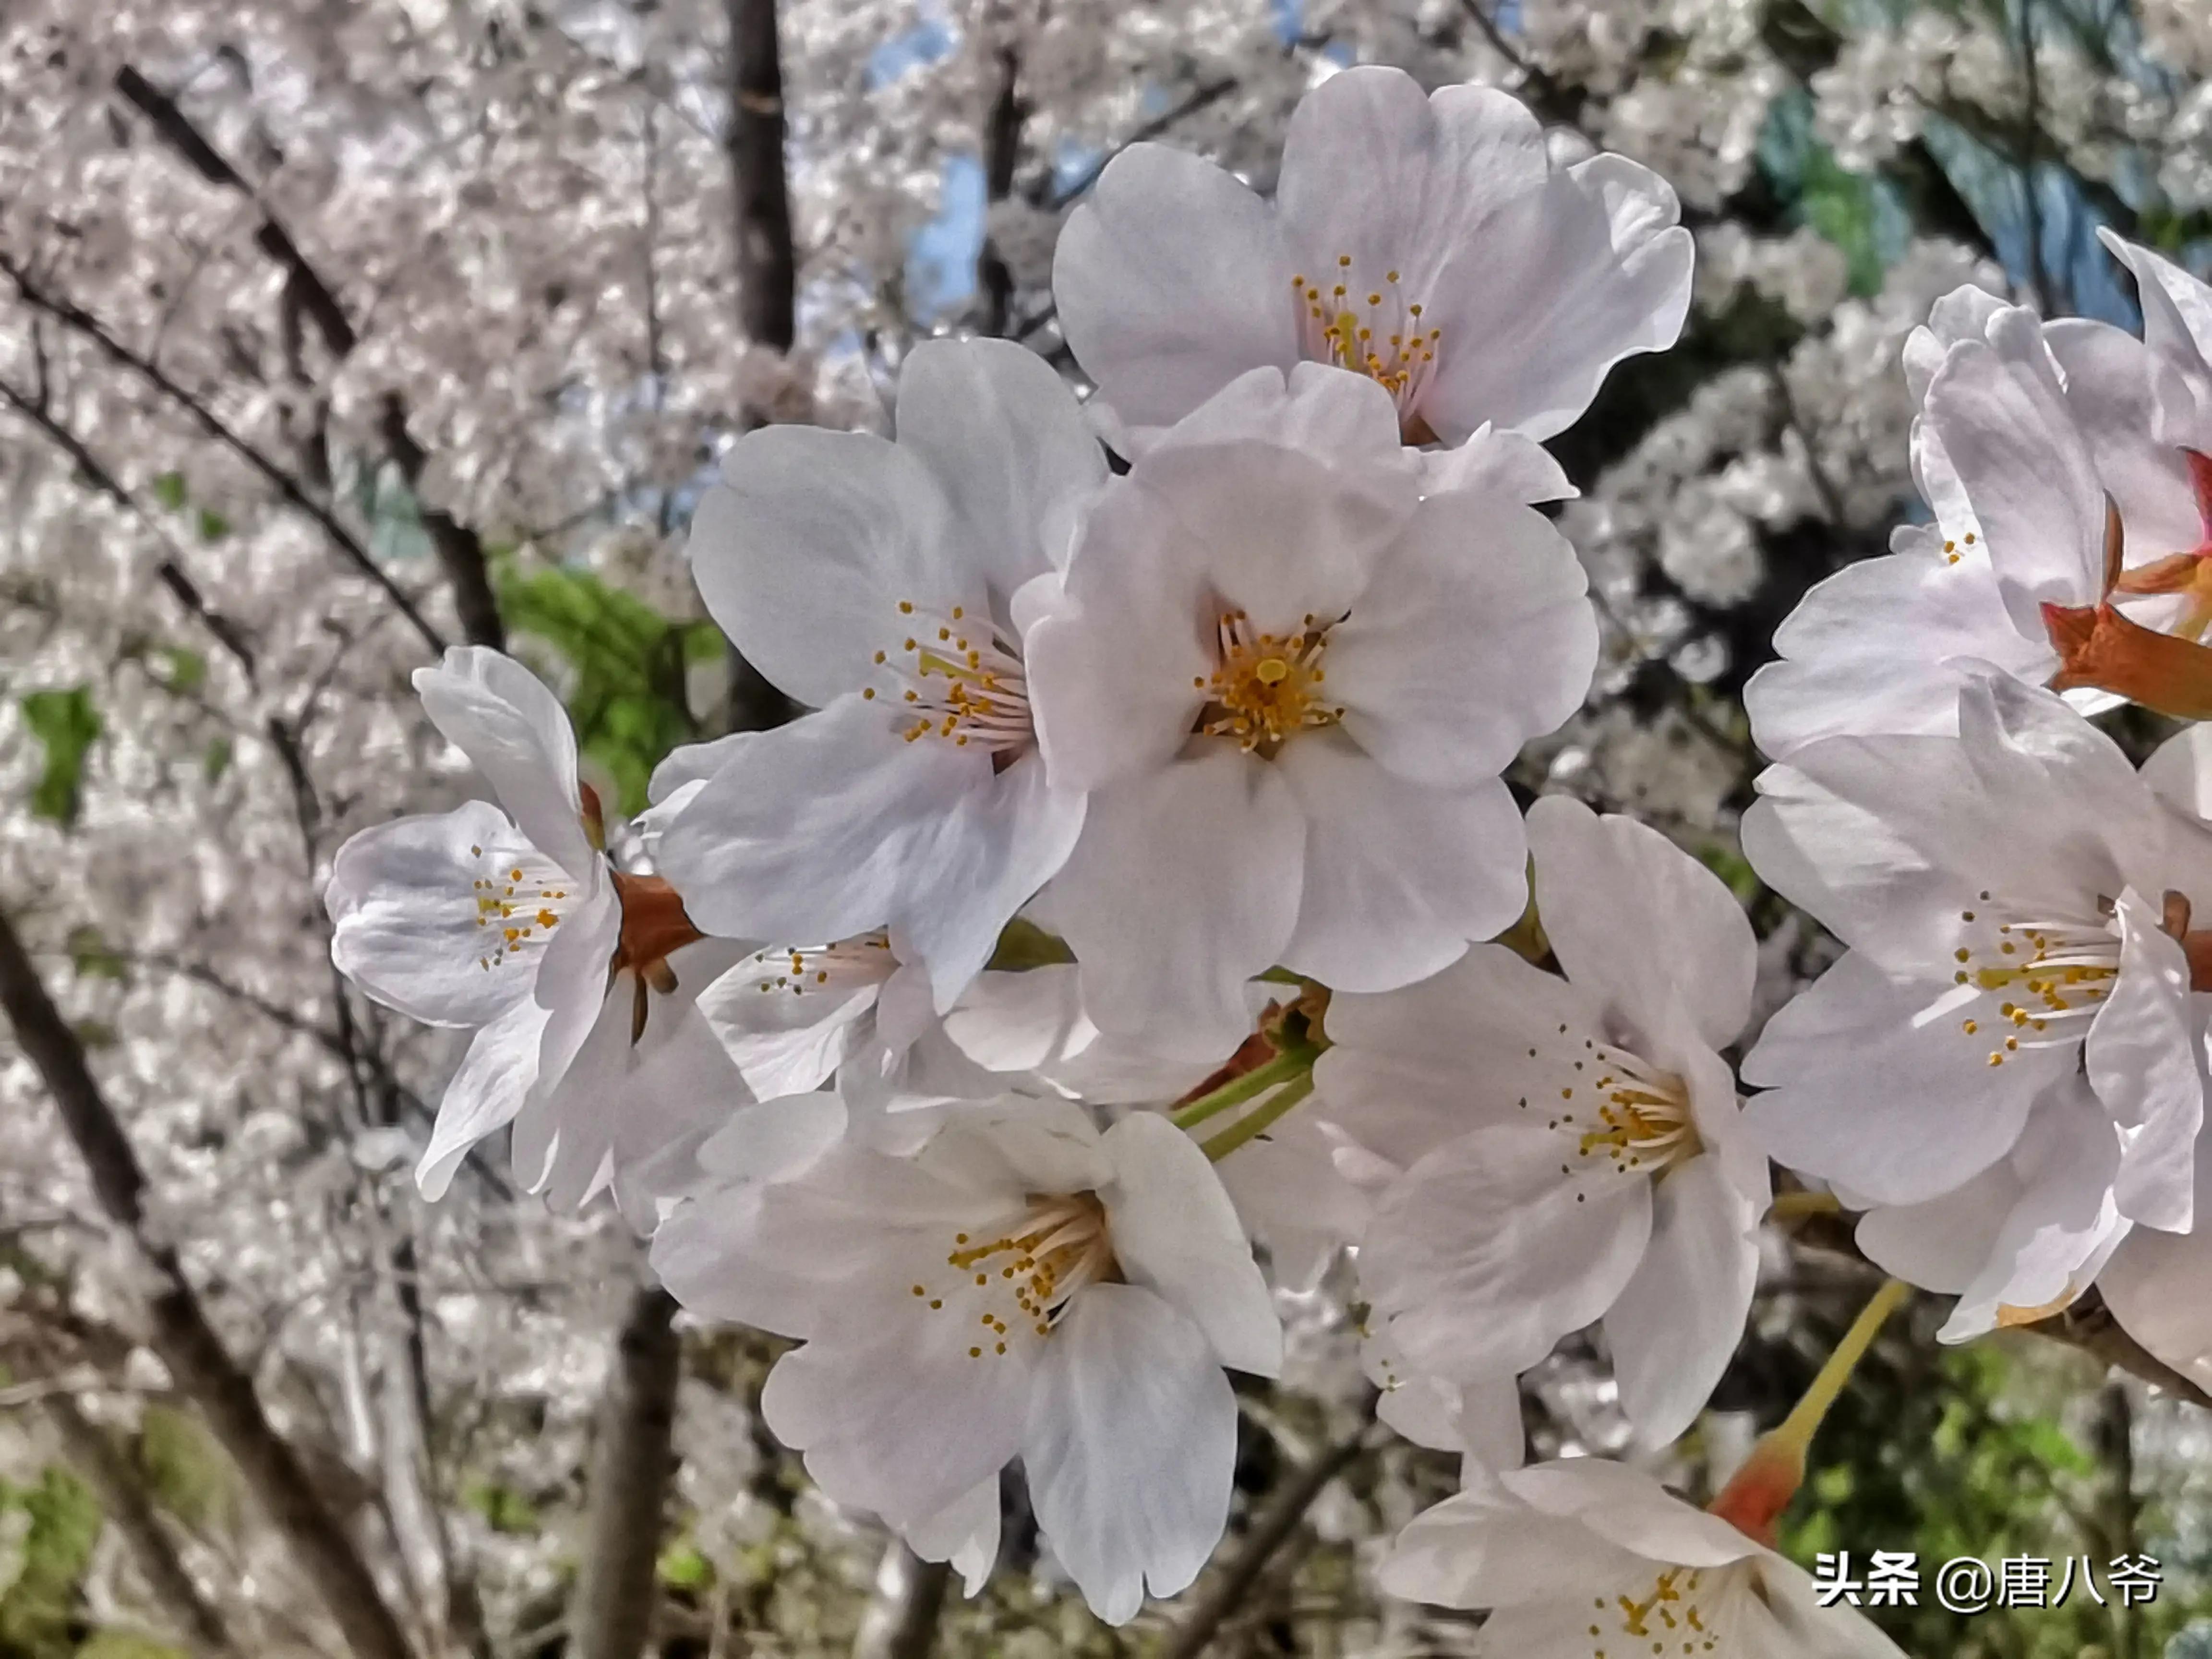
[1745, 528, 2054, 757]
[1922, 310, 2109, 637]
[1023, 1285, 1238, 1625]
[1316, 944, 1610, 1168]
[2100, 1132, 2212, 1393]
[1361, 1123, 1655, 1380]
[656, 695, 1068, 1006]
[416, 998, 550, 1199]
[1048, 751, 1303, 1060]
[893, 337, 1107, 589]
[1326, 490, 1595, 786]
[412, 648, 596, 876]
[2044, 318, 2206, 560]
[688, 426, 958, 710]
[1053, 144, 1296, 432]
[2088, 890, 2203, 1232]
[1100, 1112, 1280, 1378]
[1274, 734, 1524, 990]
[1602, 1154, 1761, 1445]
[1531, 796, 1755, 1056]
[1742, 950, 2054, 1203]
[327, 800, 551, 1028]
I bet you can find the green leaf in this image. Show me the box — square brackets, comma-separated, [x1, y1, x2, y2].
[0, 1467, 103, 1657]
[193, 507, 229, 543]
[203, 735, 233, 783]
[657, 1540, 714, 1590]
[20, 686, 102, 826]
[138, 1405, 240, 1536]
[495, 565, 698, 816]
[154, 647, 206, 694]
[150, 472, 187, 511]
[461, 1480, 540, 1535]
[65, 926, 127, 983]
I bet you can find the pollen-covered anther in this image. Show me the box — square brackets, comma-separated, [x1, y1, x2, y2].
[1941, 906, 2121, 1066]
[751, 931, 894, 996]
[1560, 1042, 1699, 1178]
[869, 599, 1034, 764]
[1198, 608, 1343, 758]
[469, 855, 569, 971]
[919, 1191, 1119, 1359]
[1291, 261, 1443, 433]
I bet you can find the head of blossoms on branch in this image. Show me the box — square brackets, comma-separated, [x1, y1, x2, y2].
[1378, 1456, 1904, 1658]
[647, 1097, 1281, 1624]
[1745, 287, 2127, 756]
[1741, 672, 2212, 1249]
[325, 647, 751, 1222]
[1052, 65, 1692, 458]
[1331, 797, 1770, 1448]
[1022, 363, 1599, 1060]
[649, 337, 1106, 1015]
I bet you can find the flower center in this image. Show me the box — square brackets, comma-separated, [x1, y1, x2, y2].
[1520, 1027, 1702, 1180]
[864, 600, 1033, 767]
[908, 1191, 1118, 1359]
[468, 846, 573, 972]
[746, 931, 897, 998]
[1291, 258, 1443, 442]
[1934, 894, 2120, 1069]
[1590, 1563, 1728, 1656]
[1195, 609, 1344, 758]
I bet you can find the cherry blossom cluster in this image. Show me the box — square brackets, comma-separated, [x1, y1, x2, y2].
[320, 61, 2212, 1653]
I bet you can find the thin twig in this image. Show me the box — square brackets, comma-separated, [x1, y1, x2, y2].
[0, 252, 445, 653]
[1158, 1414, 1382, 1659]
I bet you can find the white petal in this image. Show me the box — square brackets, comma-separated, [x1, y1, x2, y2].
[1052, 144, 1295, 433]
[1602, 1154, 1761, 1445]
[689, 426, 958, 710]
[2045, 318, 2206, 560]
[903, 1478, 1001, 1599]
[1327, 492, 1595, 787]
[894, 337, 1107, 591]
[760, 1319, 1029, 1535]
[1417, 424, 1576, 503]
[1377, 1482, 1651, 1611]
[1275, 734, 1523, 991]
[1742, 950, 2051, 1203]
[1100, 1112, 1280, 1377]
[696, 944, 887, 1099]
[655, 695, 1062, 1006]
[524, 878, 625, 1097]
[327, 801, 548, 1028]
[2100, 1131, 2212, 1394]
[1922, 311, 2108, 637]
[2088, 890, 2203, 1232]
[1049, 752, 1303, 1060]
[1316, 944, 1611, 1170]
[1744, 530, 2049, 757]
[416, 998, 550, 1199]
[1023, 1284, 1238, 1625]
[1530, 796, 1756, 1056]
[1361, 1123, 1655, 1379]
[413, 648, 596, 876]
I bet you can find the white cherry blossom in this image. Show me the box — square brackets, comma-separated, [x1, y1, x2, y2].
[652, 338, 1105, 1013]
[1379, 1458, 1904, 1658]
[1745, 288, 2112, 755]
[1332, 797, 1769, 1445]
[1054, 66, 1693, 451]
[1024, 364, 1597, 1058]
[1742, 673, 2212, 1245]
[326, 647, 747, 1218]
[649, 1099, 1280, 1624]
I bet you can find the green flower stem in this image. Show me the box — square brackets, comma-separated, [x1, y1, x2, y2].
[1168, 1051, 1312, 1133]
[1198, 1073, 1316, 1163]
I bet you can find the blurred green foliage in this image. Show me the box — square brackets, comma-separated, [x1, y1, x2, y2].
[20, 687, 101, 827]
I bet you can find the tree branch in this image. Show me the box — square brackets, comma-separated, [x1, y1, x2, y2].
[975, 45, 1027, 339]
[568, 1284, 683, 1659]
[0, 253, 445, 654]
[0, 371, 257, 678]
[851, 1544, 951, 1659]
[1158, 1415, 1379, 1659]
[42, 1389, 238, 1657]
[0, 907, 418, 1659]
[111, 63, 503, 649]
[726, 0, 797, 355]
